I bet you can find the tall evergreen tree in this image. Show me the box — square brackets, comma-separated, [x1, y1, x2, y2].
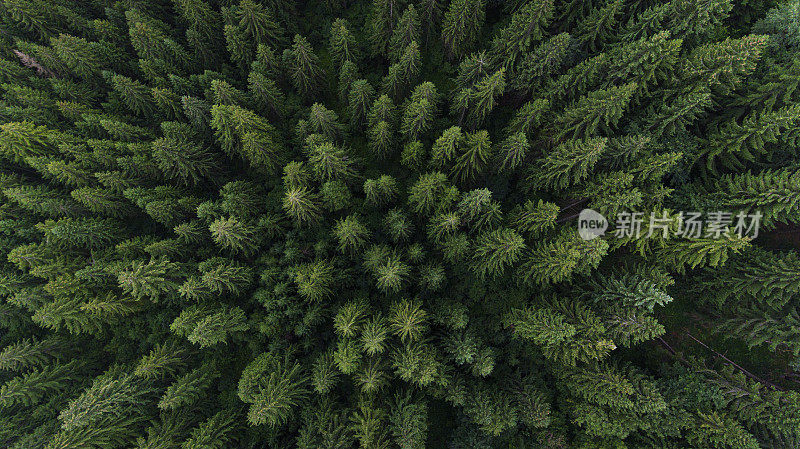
[441, 0, 485, 59]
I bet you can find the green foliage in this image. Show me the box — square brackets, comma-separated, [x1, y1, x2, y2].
[528, 137, 607, 190]
[0, 3, 795, 449]
[282, 34, 324, 97]
[182, 409, 239, 449]
[117, 258, 180, 302]
[0, 337, 63, 372]
[238, 353, 308, 427]
[0, 362, 76, 409]
[133, 341, 189, 379]
[329, 18, 359, 68]
[555, 83, 637, 139]
[489, 0, 554, 70]
[159, 363, 218, 410]
[442, 0, 485, 58]
[472, 228, 526, 279]
[334, 215, 371, 253]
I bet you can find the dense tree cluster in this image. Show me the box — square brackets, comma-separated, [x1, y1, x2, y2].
[0, 0, 799, 447]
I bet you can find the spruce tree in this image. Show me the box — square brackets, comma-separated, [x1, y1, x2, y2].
[441, 0, 485, 59]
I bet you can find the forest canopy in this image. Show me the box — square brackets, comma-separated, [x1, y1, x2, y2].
[0, 0, 800, 448]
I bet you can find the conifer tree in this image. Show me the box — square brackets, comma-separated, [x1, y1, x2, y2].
[489, 0, 554, 71]
[529, 137, 608, 190]
[238, 353, 308, 427]
[282, 34, 325, 97]
[283, 186, 322, 225]
[554, 83, 637, 139]
[472, 228, 525, 279]
[441, 0, 485, 59]
[452, 129, 492, 183]
[455, 69, 506, 127]
[401, 97, 434, 141]
[684, 168, 800, 229]
[383, 41, 421, 97]
[348, 79, 376, 126]
[248, 71, 285, 117]
[307, 103, 347, 142]
[575, 0, 624, 51]
[512, 32, 572, 94]
[701, 103, 800, 170]
[329, 18, 359, 68]
[389, 5, 421, 61]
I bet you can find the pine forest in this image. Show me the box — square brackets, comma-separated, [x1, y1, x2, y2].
[1, 0, 800, 447]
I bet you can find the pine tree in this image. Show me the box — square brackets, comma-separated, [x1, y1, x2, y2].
[374, 254, 410, 293]
[623, 0, 733, 43]
[294, 259, 337, 301]
[383, 41, 421, 97]
[390, 298, 427, 342]
[430, 126, 463, 169]
[441, 0, 485, 59]
[505, 298, 615, 366]
[209, 216, 262, 256]
[248, 71, 285, 117]
[489, 0, 555, 71]
[364, 174, 399, 206]
[471, 228, 526, 279]
[390, 391, 428, 449]
[517, 230, 607, 285]
[159, 362, 218, 410]
[308, 141, 358, 182]
[368, 120, 395, 158]
[0, 361, 76, 409]
[505, 98, 551, 136]
[307, 103, 347, 142]
[0, 337, 63, 372]
[334, 215, 371, 253]
[283, 186, 322, 225]
[655, 234, 750, 274]
[49, 34, 105, 79]
[682, 34, 768, 95]
[408, 171, 453, 215]
[645, 85, 713, 138]
[686, 168, 800, 229]
[575, 0, 624, 51]
[117, 257, 180, 302]
[401, 97, 434, 141]
[497, 131, 529, 171]
[452, 129, 492, 183]
[282, 34, 325, 97]
[238, 353, 308, 427]
[694, 246, 800, 309]
[151, 135, 216, 186]
[182, 409, 239, 448]
[701, 103, 800, 170]
[0, 121, 54, 162]
[418, 0, 444, 45]
[329, 18, 360, 68]
[554, 83, 637, 139]
[509, 199, 559, 237]
[528, 137, 608, 190]
[368, 0, 406, 56]
[511, 32, 571, 94]
[348, 79, 376, 126]
[456, 69, 506, 127]
[389, 5, 421, 61]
